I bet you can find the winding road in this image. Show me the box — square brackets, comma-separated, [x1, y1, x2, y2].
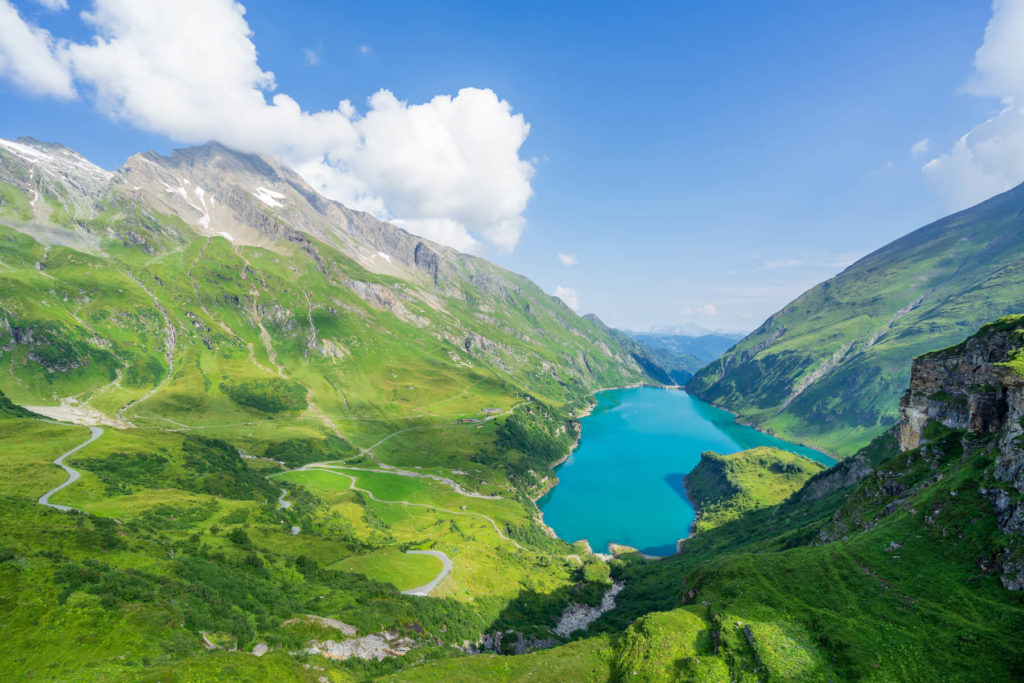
[272, 467, 523, 549]
[400, 549, 453, 596]
[37, 423, 104, 513]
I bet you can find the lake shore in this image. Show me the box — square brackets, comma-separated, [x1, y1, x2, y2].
[691, 394, 838, 462]
[537, 385, 828, 559]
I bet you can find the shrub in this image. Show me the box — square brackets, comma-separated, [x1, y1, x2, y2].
[219, 378, 308, 413]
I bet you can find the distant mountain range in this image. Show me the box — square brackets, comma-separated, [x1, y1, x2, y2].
[690, 179, 1024, 456]
[629, 332, 743, 364]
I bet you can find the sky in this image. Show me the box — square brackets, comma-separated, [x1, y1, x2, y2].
[0, 0, 1020, 332]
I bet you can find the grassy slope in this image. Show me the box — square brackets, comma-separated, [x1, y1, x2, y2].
[0, 160, 660, 679]
[403, 418, 1024, 682]
[689, 181, 1024, 457]
[684, 446, 824, 532]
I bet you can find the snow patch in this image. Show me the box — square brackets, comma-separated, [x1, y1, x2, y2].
[218, 231, 235, 242]
[376, 251, 392, 263]
[0, 138, 113, 181]
[252, 186, 286, 208]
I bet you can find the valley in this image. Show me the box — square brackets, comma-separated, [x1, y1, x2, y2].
[2, 135, 1024, 681]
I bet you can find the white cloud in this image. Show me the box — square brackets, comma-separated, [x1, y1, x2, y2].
[910, 138, 930, 156]
[923, 0, 1024, 210]
[302, 48, 320, 66]
[392, 217, 478, 253]
[557, 252, 577, 266]
[360, 44, 370, 55]
[33, 0, 68, 9]
[554, 285, 580, 311]
[0, 0, 75, 98]
[0, 0, 534, 253]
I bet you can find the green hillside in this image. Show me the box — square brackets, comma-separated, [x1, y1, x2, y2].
[689, 182, 1024, 456]
[684, 447, 824, 533]
[0, 139, 663, 679]
[399, 319, 1024, 681]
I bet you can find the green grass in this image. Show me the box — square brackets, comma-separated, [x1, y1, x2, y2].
[0, 417, 91, 498]
[388, 635, 614, 682]
[685, 446, 824, 532]
[328, 548, 442, 592]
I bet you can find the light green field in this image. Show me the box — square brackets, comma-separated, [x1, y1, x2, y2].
[328, 548, 442, 592]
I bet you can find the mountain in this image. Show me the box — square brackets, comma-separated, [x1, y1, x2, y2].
[588, 321, 702, 384]
[0, 136, 659, 434]
[689, 181, 1024, 457]
[401, 317, 1024, 681]
[629, 332, 742, 364]
[0, 136, 689, 680]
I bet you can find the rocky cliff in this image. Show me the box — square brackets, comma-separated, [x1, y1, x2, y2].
[895, 315, 1024, 588]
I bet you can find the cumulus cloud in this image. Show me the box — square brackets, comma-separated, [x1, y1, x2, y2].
[910, 138, 930, 156]
[923, 1, 1024, 210]
[554, 286, 580, 311]
[557, 252, 577, 266]
[33, 0, 67, 9]
[0, 0, 534, 252]
[0, 1, 75, 98]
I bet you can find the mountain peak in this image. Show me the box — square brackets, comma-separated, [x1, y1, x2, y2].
[130, 141, 281, 181]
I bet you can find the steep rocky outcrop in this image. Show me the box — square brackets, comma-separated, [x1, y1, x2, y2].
[897, 318, 1024, 499]
[893, 316, 1024, 588]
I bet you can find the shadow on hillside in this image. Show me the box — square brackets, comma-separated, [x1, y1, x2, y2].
[663, 472, 690, 503]
[476, 579, 615, 654]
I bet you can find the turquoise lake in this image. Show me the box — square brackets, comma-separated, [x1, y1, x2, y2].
[537, 386, 834, 556]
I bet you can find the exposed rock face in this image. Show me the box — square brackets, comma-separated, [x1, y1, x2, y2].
[468, 630, 560, 656]
[554, 581, 625, 638]
[308, 632, 415, 661]
[895, 318, 1024, 589]
[793, 452, 875, 503]
[897, 325, 1023, 453]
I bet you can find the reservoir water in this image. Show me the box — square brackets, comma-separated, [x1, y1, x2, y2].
[537, 386, 834, 556]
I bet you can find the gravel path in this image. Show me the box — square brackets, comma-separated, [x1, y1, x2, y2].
[400, 550, 453, 596]
[37, 423, 104, 513]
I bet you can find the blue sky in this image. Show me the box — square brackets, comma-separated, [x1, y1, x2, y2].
[0, 0, 1015, 332]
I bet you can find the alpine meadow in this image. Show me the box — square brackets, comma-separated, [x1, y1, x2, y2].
[2, 1, 1024, 681]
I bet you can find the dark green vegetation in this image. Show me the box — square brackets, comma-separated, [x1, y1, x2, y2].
[220, 378, 309, 413]
[0, 388, 39, 418]
[684, 446, 824, 533]
[690, 181, 1024, 456]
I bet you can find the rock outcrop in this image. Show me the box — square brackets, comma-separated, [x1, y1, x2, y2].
[897, 318, 1024, 482]
[895, 316, 1024, 589]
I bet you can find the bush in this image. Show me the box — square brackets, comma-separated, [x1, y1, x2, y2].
[220, 379, 308, 413]
[227, 528, 251, 548]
